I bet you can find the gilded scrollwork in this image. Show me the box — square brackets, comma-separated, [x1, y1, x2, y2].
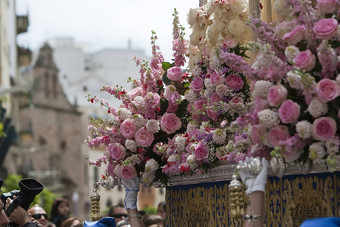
[166, 172, 340, 227]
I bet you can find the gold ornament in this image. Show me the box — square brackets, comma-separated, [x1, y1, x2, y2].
[90, 188, 101, 221]
[228, 174, 245, 219]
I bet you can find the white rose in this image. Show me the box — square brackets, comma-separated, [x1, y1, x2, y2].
[228, 19, 245, 36]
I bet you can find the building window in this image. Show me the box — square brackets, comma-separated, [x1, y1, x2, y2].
[60, 141, 66, 151]
[45, 73, 49, 97]
[53, 74, 58, 98]
[39, 136, 46, 145]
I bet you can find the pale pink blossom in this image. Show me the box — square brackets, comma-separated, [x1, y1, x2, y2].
[167, 66, 183, 81]
[210, 71, 225, 85]
[317, 0, 338, 13]
[190, 76, 204, 91]
[282, 25, 305, 45]
[278, 99, 300, 123]
[294, 50, 316, 71]
[194, 142, 209, 160]
[120, 119, 136, 139]
[225, 74, 244, 91]
[160, 113, 182, 134]
[268, 125, 290, 147]
[108, 143, 126, 160]
[268, 84, 288, 107]
[135, 127, 154, 147]
[313, 18, 338, 40]
[316, 78, 339, 102]
[121, 165, 137, 179]
[312, 117, 337, 141]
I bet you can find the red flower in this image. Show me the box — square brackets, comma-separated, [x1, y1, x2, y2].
[180, 165, 189, 173]
[259, 3, 263, 9]
[91, 98, 94, 103]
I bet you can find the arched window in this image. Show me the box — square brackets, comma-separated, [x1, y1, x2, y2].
[39, 136, 46, 145]
[45, 73, 49, 97]
[53, 74, 58, 98]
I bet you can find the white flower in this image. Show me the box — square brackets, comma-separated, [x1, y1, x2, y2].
[142, 172, 155, 185]
[307, 98, 328, 118]
[185, 90, 198, 103]
[132, 96, 145, 110]
[252, 80, 272, 99]
[125, 139, 137, 152]
[145, 158, 159, 172]
[204, 78, 214, 90]
[175, 135, 187, 152]
[228, 19, 245, 36]
[118, 108, 132, 120]
[200, 121, 211, 131]
[230, 0, 248, 14]
[296, 121, 312, 139]
[216, 84, 230, 97]
[325, 137, 339, 155]
[257, 109, 280, 128]
[285, 46, 300, 63]
[287, 71, 302, 89]
[146, 119, 160, 133]
[187, 121, 199, 133]
[213, 129, 227, 145]
[133, 114, 147, 129]
[204, 89, 214, 99]
[309, 142, 326, 161]
[186, 154, 198, 168]
[168, 154, 180, 163]
[164, 85, 177, 100]
[129, 154, 140, 165]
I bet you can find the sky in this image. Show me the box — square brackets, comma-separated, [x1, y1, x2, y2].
[16, 0, 199, 60]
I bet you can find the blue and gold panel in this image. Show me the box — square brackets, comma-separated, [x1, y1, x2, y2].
[166, 172, 340, 227]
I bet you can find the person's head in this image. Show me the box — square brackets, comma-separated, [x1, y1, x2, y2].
[28, 204, 49, 227]
[108, 204, 127, 225]
[0, 198, 10, 227]
[50, 198, 71, 219]
[142, 214, 164, 227]
[60, 217, 81, 227]
[157, 202, 166, 220]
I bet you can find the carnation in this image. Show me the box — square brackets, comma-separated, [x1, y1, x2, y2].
[185, 90, 198, 103]
[118, 108, 133, 120]
[296, 121, 312, 139]
[257, 109, 280, 128]
[204, 78, 214, 90]
[132, 96, 145, 110]
[186, 154, 198, 168]
[325, 137, 340, 155]
[146, 119, 160, 133]
[187, 121, 199, 133]
[252, 80, 273, 99]
[309, 142, 326, 161]
[168, 154, 180, 163]
[212, 129, 227, 145]
[125, 139, 137, 152]
[307, 98, 328, 118]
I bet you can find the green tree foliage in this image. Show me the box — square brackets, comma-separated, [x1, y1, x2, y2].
[1, 174, 58, 215]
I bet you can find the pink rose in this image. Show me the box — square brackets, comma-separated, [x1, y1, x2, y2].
[160, 113, 182, 134]
[313, 18, 338, 40]
[223, 38, 237, 48]
[206, 109, 219, 121]
[194, 99, 207, 111]
[120, 119, 136, 139]
[278, 99, 301, 123]
[230, 96, 243, 104]
[210, 71, 225, 85]
[317, 0, 337, 14]
[190, 76, 204, 91]
[135, 128, 154, 147]
[283, 25, 305, 45]
[108, 143, 126, 160]
[194, 142, 209, 160]
[226, 74, 244, 91]
[294, 50, 316, 71]
[268, 84, 288, 107]
[250, 125, 265, 144]
[211, 92, 221, 103]
[167, 66, 183, 81]
[268, 125, 290, 147]
[254, 97, 269, 112]
[128, 87, 143, 100]
[121, 165, 137, 179]
[316, 78, 339, 102]
[312, 117, 337, 141]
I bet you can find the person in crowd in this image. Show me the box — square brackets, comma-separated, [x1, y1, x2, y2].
[50, 198, 71, 227]
[28, 204, 50, 227]
[83, 217, 115, 227]
[142, 214, 163, 227]
[108, 204, 127, 225]
[156, 202, 166, 221]
[239, 157, 340, 227]
[60, 217, 81, 227]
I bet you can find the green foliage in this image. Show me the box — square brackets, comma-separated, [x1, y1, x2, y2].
[143, 206, 157, 215]
[1, 174, 58, 215]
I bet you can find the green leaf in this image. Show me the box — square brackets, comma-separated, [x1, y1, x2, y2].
[162, 72, 172, 85]
[162, 62, 172, 71]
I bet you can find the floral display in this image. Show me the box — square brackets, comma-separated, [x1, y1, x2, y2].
[226, 0, 340, 171]
[86, 10, 193, 185]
